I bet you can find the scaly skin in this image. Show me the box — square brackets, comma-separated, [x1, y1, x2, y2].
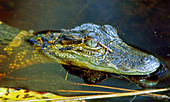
[0, 22, 52, 78]
[29, 23, 160, 75]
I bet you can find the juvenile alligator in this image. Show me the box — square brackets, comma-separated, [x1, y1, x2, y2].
[29, 23, 160, 75]
[0, 22, 167, 88]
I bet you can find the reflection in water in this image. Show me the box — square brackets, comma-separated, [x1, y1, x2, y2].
[63, 60, 167, 88]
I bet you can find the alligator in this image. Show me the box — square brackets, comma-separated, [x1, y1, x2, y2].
[0, 22, 167, 88]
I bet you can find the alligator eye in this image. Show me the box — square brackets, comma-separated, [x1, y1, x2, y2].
[85, 39, 98, 48]
[141, 56, 150, 63]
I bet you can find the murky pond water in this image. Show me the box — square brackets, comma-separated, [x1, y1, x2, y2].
[0, 0, 169, 101]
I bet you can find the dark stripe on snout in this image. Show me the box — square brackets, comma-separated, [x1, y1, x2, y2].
[59, 46, 73, 51]
[58, 35, 82, 45]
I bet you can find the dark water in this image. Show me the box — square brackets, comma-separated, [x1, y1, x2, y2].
[0, 0, 169, 102]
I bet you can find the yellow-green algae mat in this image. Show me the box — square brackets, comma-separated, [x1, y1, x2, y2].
[0, 87, 169, 101]
[0, 87, 85, 101]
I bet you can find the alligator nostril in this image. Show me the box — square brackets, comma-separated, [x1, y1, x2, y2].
[141, 56, 150, 63]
